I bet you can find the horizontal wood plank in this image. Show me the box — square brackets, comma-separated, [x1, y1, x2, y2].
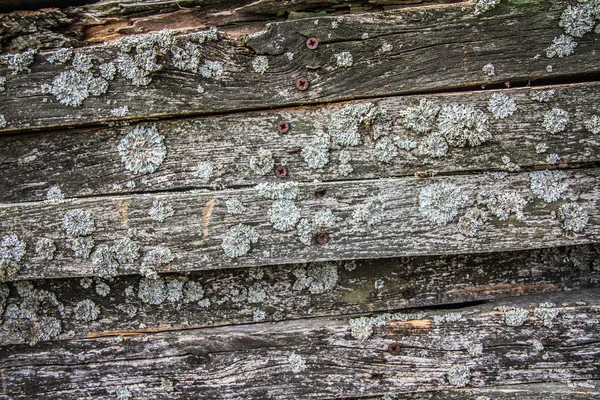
[1, 289, 599, 399]
[0, 0, 598, 132]
[2, 82, 600, 203]
[1, 244, 597, 346]
[0, 167, 599, 281]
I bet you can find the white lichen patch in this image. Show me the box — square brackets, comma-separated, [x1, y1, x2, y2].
[117, 125, 167, 175]
[335, 51, 353, 67]
[546, 153, 560, 165]
[116, 29, 175, 86]
[419, 181, 467, 225]
[503, 307, 529, 326]
[268, 200, 301, 231]
[221, 224, 259, 258]
[138, 276, 168, 305]
[352, 196, 385, 226]
[296, 209, 336, 245]
[329, 103, 375, 146]
[112, 237, 140, 264]
[467, 343, 483, 357]
[558, 203, 589, 234]
[91, 245, 119, 278]
[375, 136, 398, 163]
[541, 108, 569, 134]
[148, 199, 174, 222]
[338, 150, 353, 177]
[584, 115, 600, 134]
[96, 281, 111, 297]
[457, 208, 488, 237]
[530, 89, 556, 103]
[438, 104, 491, 147]
[447, 364, 471, 387]
[288, 353, 307, 373]
[482, 63, 495, 76]
[171, 42, 202, 72]
[249, 149, 274, 175]
[301, 134, 330, 169]
[487, 93, 517, 119]
[535, 143, 549, 154]
[419, 133, 448, 158]
[140, 247, 174, 279]
[0, 76, 4, 92]
[73, 299, 100, 322]
[398, 99, 440, 134]
[559, 4, 595, 37]
[476, 191, 526, 221]
[0, 233, 26, 281]
[546, 34, 577, 58]
[116, 387, 132, 400]
[46, 57, 109, 107]
[47, 47, 73, 64]
[534, 302, 559, 327]
[44, 186, 65, 204]
[99, 62, 116, 80]
[253, 309, 266, 321]
[251, 56, 269, 74]
[381, 42, 393, 52]
[349, 316, 375, 341]
[292, 263, 338, 294]
[500, 154, 521, 172]
[183, 281, 204, 303]
[64, 209, 96, 237]
[70, 236, 94, 259]
[195, 161, 214, 183]
[1, 49, 36, 74]
[110, 106, 129, 117]
[225, 198, 246, 215]
[35, 238, 56, 261]
[247, 281, 267, 304]
[255, 182, 299, 200]
[530, 170, 568, 203]
[199, 60, 223, 78]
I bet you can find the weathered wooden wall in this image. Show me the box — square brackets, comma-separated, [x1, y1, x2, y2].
[1, 0, 599, 398]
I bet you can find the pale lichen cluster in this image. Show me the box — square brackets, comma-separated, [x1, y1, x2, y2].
[117, 124, 167, 175]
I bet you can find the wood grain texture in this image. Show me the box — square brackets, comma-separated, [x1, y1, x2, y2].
[1, 289, 599, 399]
[0, 0, 598, 133]
[2, 82, 600, 203]
[1, 167, 599, 281]
[1, 244, 597, 346]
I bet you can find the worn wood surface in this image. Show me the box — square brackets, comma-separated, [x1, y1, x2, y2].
[1, 289, 599, 399]
[1, 0, 599, 133]
[1, 244, 597, 346]
[2, 82, 600, 203]
[1, 167, 599, 281]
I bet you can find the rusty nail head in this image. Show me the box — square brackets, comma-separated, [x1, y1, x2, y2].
[402, 288, 416, 299]
[315, 232, 329, 244]
[296, 78, 309, 91]
[387, 343, 401, 355]
[306, 37, 319, 49]
[275, 165, 288, 179]
[277, 120, 290, 133]
[314, 189, 326, 198]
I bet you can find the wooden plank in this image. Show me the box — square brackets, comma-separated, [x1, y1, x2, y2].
[1, 167, 599, 281]
[1, 289, 599, 399]
[2, 82, 600, 203]
[0, 0, 599, 132]
[1, 244, 597, 346]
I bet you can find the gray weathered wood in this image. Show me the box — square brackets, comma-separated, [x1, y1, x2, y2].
[1, 167, 599, 281]
[0, 0, 598, 133]
[2, 82, 599, 203]
[1, 289, 599, 399]
[2, 244, 597, 346]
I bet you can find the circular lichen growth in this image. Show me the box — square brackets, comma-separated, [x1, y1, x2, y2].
[268, 200, 301, 232]
[73, 299, 100, 322]
[419, 181, 467, 225]
[64, 209, 96, 237]
[221, 224, 259, 258]
[447, 364, 471, 387]
[117, 124, 167, 175]
[138, 277, 168, 305]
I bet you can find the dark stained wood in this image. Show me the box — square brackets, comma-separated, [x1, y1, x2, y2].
[0, 0, 598, 133]
[2, 82, 599, 203]
[1, 244, 597, 346]
[1, 289, 599, 399]
[1, 167, 599, 281]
